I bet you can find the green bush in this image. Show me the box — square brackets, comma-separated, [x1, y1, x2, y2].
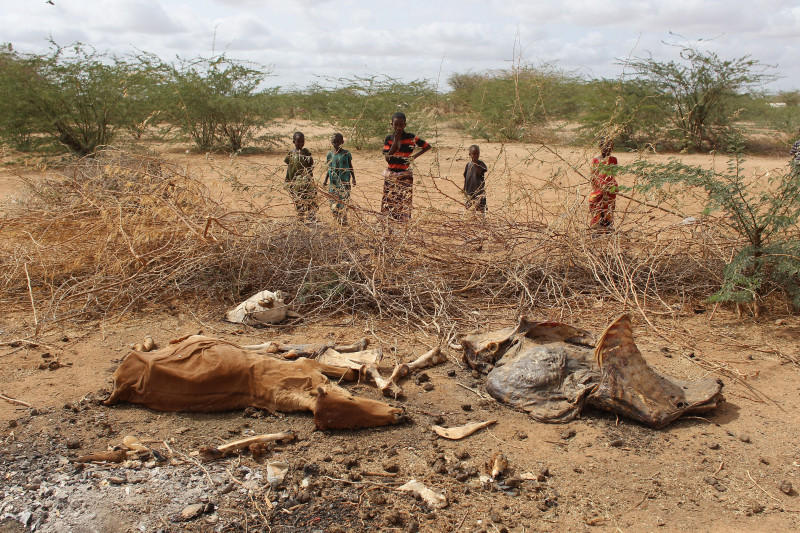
[0, 42, 148, 155]
[629, 151, 800, 310]
[162, 54, 277, 152]
[292, 75, 437, 149]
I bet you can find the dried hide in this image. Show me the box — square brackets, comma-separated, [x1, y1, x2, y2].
[462, 315, 723, 428]
[103, 336, 404, 430]
[225, 290, 291, 326]
[590, 315, 723, 428]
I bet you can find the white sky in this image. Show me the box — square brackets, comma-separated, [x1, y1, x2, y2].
[3, 0, 800, 92]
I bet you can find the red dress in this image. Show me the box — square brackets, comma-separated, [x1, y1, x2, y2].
[589, 156, 618, 229]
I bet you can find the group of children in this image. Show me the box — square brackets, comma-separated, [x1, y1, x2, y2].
[285, 111, 617, 232]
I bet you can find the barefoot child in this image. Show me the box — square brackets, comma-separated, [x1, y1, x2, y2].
[323, 133, 355, 225]
[381, 112, 430, 222]
[284, 132, 317, 222]
[463, 145, 487, 212]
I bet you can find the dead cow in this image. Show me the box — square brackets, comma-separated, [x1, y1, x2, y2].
[462, 314, 723, 428]
[103, 335, 404, 430]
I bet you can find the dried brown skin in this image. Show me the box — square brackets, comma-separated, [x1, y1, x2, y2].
[589, 314, 724, 428]
[467, 315, 724, 428]
[485, 338, 598, 423]
[104, 335, 405, 431]
[462, 316, 594, 372]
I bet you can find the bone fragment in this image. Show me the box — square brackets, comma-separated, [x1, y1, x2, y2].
[334, 338, 370, 353]
[398, 479, 448, 509]
[0, 393, 32, 408]
[217, 431, 295, 453]
[487, 452, 508, 479]
[267, 461, 289, 489]
[364, 363, 403, 398]
[197, 431, 294, 463]
[143, 336, 155, 352]
[408, 347, 447, 371]
[388, 347, 446, 385]
[122, 435, 149, 452]
[432, 420, 497, 440]
[75, 449, 128, 463]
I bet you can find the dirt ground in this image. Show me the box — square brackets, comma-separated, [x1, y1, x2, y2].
[1, 126, 799, 532]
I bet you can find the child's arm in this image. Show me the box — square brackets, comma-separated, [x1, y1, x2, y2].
[411, 143, 430, 161]
[347, 152, 355, 186]
[323, 152, 330, 185]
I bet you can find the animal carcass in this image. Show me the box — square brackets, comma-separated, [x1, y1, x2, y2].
[103, 335, 404, 430]
[225, 290, 291, 326]
[461, 314, 723, 428]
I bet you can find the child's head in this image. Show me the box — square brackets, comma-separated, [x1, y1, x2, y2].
[599, 137, 613, 157]
[292, 132, 305, 150]
[331, 133, 344, 150]
[391, 112, 406, 134]
[468, 145, 480, 162]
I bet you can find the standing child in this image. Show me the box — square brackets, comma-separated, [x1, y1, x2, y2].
[463, 145, 487, 212]
[323, 133, 355, 225]
[588, 138, 618, 232]
[382, 112, 430, 222]
[284, 132, 317, 223]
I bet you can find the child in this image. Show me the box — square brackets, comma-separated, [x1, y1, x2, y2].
[588, 138, 618, 232]
[381, 112, 430, 222]
[284, 132, 317, 222]
[463, 145, 487, 212]
[323, 133, 355, 225]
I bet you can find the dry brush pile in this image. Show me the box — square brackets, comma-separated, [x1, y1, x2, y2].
[0, 148, 737, 339]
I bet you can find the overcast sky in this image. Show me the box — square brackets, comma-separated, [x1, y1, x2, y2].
[3, 0, 799, 92]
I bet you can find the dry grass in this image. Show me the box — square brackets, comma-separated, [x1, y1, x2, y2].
[0, 147, 740, 342]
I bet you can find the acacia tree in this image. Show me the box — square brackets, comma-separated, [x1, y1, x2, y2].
[164, 55, 274, 152]
[630, 149, 800, 311]
[625, 45, 775, 151]
[0, 42, 149, 155]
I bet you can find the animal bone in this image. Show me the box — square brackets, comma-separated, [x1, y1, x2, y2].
[432, 420, 496, 440]
[364, 362, 403, 398]
[242, 338, 370, 359]
[487, 452, 508, 479]
[388, 347, 446, 385]
[225, 290, 290, 326]
[122, 435, 148, 452]
[398, 480, 448, 509]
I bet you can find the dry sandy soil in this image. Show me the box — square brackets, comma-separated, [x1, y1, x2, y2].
[1, 125, 799, 532]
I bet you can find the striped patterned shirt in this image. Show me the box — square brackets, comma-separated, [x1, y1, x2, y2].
[383, 132, 429, 171]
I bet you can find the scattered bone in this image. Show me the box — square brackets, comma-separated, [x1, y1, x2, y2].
[267, 461, 289, 489]
[0, 393, 32, 408]
[432, 420, 496, 440]
[487, 452, 508, 479]
[242, 339, 370, 360]
[75, 449, 128, 463]
[143, 336, 155, 352]
[122, 435, 149, 453]
[364, 362, 403, 398]
[388, 347, 447, 391]
[398, 479, 448, 509]
[198, 431, 295, 462]
[225, 290, 290, 326]
[317, 347, 382, 370]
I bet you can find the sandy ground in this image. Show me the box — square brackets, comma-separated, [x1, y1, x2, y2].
[1, 126, 799, 532]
